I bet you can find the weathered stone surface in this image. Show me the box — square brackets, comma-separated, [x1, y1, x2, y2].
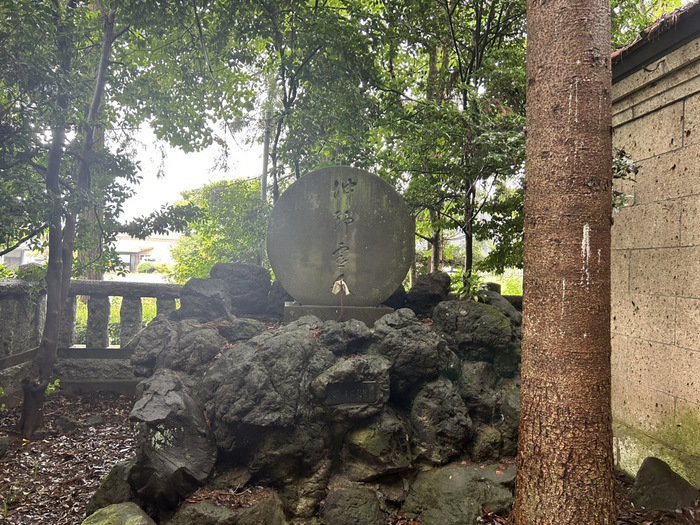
[371, 309, 455, 405]
[158, 321, 227, 377]
[0, 279, 46, 358]
[432, 300, 519, 376]
[86, 458, 137, 516]
[280, 458, 333, 518]
[402, 463, 516, 525]
[284, 304, 393, 325]
[129, 370, 217, 511]
[631, 457, 700, 510]
[210, 262, 271, 315]
[482, 290, 522, 338]
[382, 286, 407, 310]
[166, 488, 287, 525]
[266, 280, 292, 316]
[494, 381, 520, 457]
[470, 425, 503, 462]
[405, 271, 451, 315]
[173, 278, 232, 322]
[310, 354, 390, 420]
[128, 316, 180, 377]
[120, 296, 144, 346]
[247, 422, 332, 494]
[323, 485, 386, 525]
[54, 358, 137, 383]
[129, 318, 228, 379]
[0, 362, 31, 408]
[82, 502, 155, 525]
[86, 295, 110, 348]
[342, 408, 412, 481]
[267, 166, 414, 307]
[105, 283, 523, 522]
[0, 436, 9, 459]
[410, 378, 472, 465]
[55, 415, 81, 431]
[58, 295, 76, 347]
[433, 300, 513, 358]
[156, 297, 177, 317]
[457, 361, 498, 422]
[196, 318, 336, 452]
[317, 319, 372, 355]
[214, 318, 267, 344]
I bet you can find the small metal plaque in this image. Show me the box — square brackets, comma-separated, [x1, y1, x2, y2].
[325, 381, 378, 405]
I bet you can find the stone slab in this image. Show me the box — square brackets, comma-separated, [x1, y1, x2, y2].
[611, 200, 681, 250]
[267, 167, 414, 307]
[325, 381, 379, 405]
[283, 303, 393, 326]
[613, 101, 684, 161]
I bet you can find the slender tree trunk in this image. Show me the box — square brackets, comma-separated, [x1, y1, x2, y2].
[19, 124, 66, 438]
[511, 0, 614, 522]
[19, 5, 117, 439]
[463, 180, 476, 282]
[18, 0, 75, 439]
[430, 228, 442, 272]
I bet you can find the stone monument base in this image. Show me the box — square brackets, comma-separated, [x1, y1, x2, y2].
[284, 303, 394, 326]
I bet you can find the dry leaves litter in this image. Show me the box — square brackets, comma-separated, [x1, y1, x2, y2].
[0, 392, 134, 524]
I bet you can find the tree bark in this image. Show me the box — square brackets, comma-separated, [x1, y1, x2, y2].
[463, 180, 476, 282]
[511, 0, 614, 522]
[19, 1, 74, 439]
[20, 4, 118, 440]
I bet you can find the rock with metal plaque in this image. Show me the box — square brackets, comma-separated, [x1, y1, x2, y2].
[267, 166, 414, 311]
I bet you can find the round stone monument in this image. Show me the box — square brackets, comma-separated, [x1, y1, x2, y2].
[267, 166, 414, 309]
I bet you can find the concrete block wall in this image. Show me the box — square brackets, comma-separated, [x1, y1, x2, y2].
[612, 37, 700, 484]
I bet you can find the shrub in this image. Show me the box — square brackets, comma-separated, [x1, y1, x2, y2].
[137, 262, 157, 273]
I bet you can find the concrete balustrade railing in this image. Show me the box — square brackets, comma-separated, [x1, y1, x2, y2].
[64, 280, 182, 348]
[0, 279, 182, 369]
[0, 278, 183, 401]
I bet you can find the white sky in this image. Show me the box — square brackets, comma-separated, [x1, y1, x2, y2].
[119, 128, 263, 222]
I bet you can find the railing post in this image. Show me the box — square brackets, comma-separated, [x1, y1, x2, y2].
[156, 297, 177, 317]
[68, 280, 182, 348]
[59, 296, 76, 348]
[86, 295, 110, 348]
[120, 296, 143, 346]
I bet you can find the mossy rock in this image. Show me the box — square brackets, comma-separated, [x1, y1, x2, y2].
[82, 502, 155, 525]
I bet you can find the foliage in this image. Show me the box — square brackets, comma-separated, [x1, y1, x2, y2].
[452, 268, 485, 300]
[474, 175, 524, 273]
[135, 261, 172, 274]
[0, 265, 13, 279]
[612, 0, 683, 49]
[366, 0, 527, 280]
[613, 147, 638, 210]
[482, 268, 523, 295]
[13, 264, 47, 284]
[168, 179, 270, 283]
[44, 379, 60, 398]
[136, 262, 157, 274]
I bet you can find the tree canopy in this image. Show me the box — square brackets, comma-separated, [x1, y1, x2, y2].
[3, 0, 678, 285]
[168, 179, 270, 283]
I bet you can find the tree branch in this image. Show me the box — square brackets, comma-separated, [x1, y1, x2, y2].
[0, 226, 47, 257]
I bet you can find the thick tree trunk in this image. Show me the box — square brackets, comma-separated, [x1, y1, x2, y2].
[511, 0, 614, 522]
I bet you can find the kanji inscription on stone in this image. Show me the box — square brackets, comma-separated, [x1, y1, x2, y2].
[267, 166, 414, 307]
[325, 381, 379, 405]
